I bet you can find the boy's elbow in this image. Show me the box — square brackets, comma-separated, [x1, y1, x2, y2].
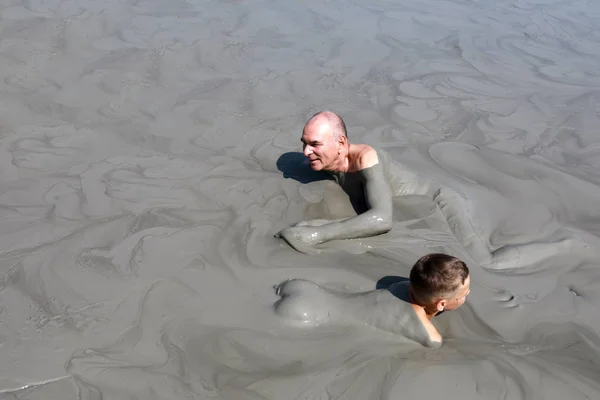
[428, 337, 443, 349]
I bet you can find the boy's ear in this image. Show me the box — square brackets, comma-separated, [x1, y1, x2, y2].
[436, 299, 447, 312]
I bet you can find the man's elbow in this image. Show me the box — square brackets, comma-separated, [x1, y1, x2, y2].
[379, 219, 393, 234]
[370, 213, 392, 234]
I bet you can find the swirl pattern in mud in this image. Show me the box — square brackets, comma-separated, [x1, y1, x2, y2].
[1, 0, 600, 399]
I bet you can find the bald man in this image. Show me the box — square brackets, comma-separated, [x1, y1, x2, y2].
[275, 111, 435, 253]
[274, 111, 589, 277]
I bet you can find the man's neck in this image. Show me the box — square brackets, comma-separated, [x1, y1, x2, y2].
[326, 154, 350, 174]
[324, 143, 365, 174]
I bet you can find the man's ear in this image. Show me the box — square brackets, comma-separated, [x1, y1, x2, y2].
[338, 134, 347, 146]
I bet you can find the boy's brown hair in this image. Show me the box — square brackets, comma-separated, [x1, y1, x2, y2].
[409, 253, 469, 304]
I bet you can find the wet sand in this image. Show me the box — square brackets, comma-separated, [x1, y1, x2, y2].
[2, 0, 600, 398]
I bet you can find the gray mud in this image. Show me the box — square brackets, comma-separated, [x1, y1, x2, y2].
[1, 0, 600, 399]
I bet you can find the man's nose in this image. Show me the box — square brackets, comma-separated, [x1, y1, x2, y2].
[303, 145, 312, 156]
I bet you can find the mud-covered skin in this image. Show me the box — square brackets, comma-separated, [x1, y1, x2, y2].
[277, 147, 595, 273]
[276, 147, 434, 253]
[274, 279, 441, 348]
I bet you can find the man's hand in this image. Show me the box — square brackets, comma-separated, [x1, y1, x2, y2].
[275, 226, 324, 254]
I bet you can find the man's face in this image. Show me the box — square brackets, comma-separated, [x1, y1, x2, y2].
[442, 275, 471, 311]
[301, 122, 341, 171]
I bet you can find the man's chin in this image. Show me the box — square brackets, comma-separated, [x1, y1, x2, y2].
[308, 160, 321, 171]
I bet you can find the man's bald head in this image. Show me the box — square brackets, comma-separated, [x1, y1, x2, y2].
[301, 111, 349, 171]
[304, 111, 348, 140]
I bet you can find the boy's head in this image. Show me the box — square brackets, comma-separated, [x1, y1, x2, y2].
[409, 253, 471, 313]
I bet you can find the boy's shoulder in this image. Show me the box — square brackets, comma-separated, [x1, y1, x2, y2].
[410, 303, 443, 345]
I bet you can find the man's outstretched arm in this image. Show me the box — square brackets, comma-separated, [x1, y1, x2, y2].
[275, 152, 393, 252]
[311, 161, 393, 242]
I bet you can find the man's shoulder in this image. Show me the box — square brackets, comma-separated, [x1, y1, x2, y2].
[356, 145, 380, 169]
